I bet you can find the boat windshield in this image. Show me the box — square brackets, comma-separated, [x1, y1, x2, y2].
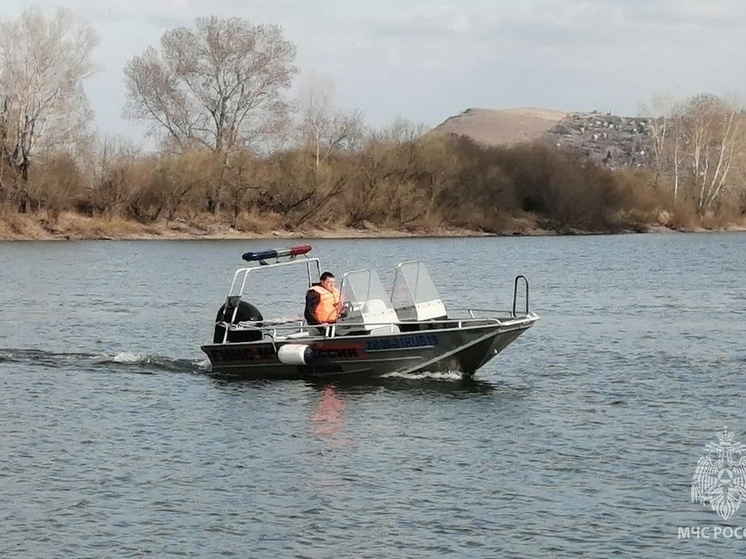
[391, 261, 441, 305]
[341, 269, 394, 308]
[390, 261, 447, 320]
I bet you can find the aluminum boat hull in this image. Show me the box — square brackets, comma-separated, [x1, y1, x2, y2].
[201, 316, 537, 380]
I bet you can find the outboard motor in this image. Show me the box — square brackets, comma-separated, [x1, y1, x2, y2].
[213, 299, 264, 343]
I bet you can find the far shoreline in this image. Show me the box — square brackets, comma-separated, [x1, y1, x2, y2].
[2, 211, 746, 242]
[2, 222, 746, 243]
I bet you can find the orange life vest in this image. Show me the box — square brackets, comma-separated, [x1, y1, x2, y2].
[309, 285, 342, 323]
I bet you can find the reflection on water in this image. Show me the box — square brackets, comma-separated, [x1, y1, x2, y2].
[311, 385, 347, 437]
[306, 374, 519, 399]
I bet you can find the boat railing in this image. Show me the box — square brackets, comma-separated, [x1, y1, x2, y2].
[214, 256, 322, 340]
[227, 257, 321, 298]
[215, 313, 515, 344]
[512, 275, 530, 318]
[449, 308, 519, 319]
[445, 276, 532, 320]
[223, 318, 403, 339]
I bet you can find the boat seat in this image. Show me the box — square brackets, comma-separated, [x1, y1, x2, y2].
[360, 299, 399, 325]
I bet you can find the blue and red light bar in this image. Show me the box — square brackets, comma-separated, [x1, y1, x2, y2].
[242, 244, 312, 263]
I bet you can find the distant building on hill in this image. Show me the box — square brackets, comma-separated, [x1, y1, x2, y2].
[543, 112, 653, 169]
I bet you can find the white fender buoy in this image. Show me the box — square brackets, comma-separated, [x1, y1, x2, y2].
[277, 344, 314, 365]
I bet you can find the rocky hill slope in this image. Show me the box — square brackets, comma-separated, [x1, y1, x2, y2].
[431, 107, 653, 168]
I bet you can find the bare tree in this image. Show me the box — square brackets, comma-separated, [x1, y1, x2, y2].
[86, 134, 144, 217]
[0, 7, 98, 210]
[124, 16, 297, 153]
[644, 95, 687, 203]
[296, 72, 366, 167]
[676, 94, 743, 214]
[642, 94, 676, 190]
[370, 117, 427, 144]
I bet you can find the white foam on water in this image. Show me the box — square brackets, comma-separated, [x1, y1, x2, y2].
[195, 358, 211, 371]
[90, 352, 209, 373]
[113, 352, 147, 364]
[382, 370, 465, 381]
[91, 352, 153, 366]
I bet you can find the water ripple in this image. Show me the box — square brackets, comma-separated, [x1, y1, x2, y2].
[0, 347, 207, 374]
[2, 235, 746, 557]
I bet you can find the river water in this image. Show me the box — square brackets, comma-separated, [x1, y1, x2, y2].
[1, 233, 745, 557]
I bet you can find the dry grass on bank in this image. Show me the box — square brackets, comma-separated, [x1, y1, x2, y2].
[0, 211, 499, 241]
[0, 212, 46, 240]
[2, 208, 745, 242]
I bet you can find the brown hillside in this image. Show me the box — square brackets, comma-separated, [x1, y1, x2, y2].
[430, 107, 569, 146]
[431, 107, 653, 168]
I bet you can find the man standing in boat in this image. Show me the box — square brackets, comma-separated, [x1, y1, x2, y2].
[305, 272, 344, 328]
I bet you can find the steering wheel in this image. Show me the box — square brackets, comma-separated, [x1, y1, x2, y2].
[340, 301, 353, 318]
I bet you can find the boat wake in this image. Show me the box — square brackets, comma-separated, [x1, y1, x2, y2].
[382, 370, 467, 381]
[0, 348, 208, 375]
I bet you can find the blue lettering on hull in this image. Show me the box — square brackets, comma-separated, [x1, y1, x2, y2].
[365, 334, 438, 351]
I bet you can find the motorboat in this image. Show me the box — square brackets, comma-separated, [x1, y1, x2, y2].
[200, 245, 538, 379]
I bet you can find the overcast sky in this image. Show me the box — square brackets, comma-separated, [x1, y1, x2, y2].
[2, 0, 745, 144]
